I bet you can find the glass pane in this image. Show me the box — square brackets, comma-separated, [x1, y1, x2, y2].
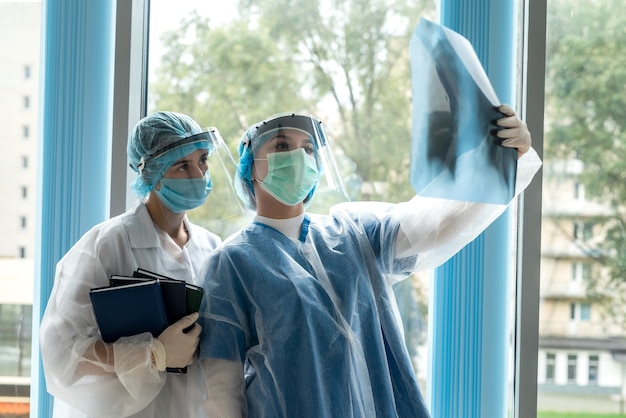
[148, 0, 436, 402]
[0, 2, 39, 416]
[540, 0, 626, 415]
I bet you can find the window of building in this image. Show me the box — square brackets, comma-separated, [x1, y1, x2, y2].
[574, 181, 584, 200]
[24, 64, 31, 79]
[579, 303, 591, 321]
[582, 263, 592, 281]
[545, 352, 556, 382]
[588, 355, 598, 385]
[20, 216, 27, 229]
[573, 221, 593, 241]
[23, 95, 30, 109]
[21, 186, 27, 199]
[22, 155, 28, 168]
[18, 246, 26, 258]
[571, 262, 592, 282]
[570, 303, 591, 321]
[22, 125, 29, 139]
[567, 354, 577, 383]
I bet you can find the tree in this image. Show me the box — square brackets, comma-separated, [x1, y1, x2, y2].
[151, 11, 313, 147]
[545, 0, 626, 326]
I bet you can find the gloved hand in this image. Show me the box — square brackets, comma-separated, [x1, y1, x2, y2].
[153, 312, 202, 370]
[494, 104, 531, 158]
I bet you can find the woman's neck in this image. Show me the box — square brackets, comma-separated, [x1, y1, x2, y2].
[145, 194, 188, 248]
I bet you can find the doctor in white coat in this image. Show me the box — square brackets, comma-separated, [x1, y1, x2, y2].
[40, 111, 227, 417]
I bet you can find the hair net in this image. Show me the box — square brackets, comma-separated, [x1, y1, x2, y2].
[128, 111, 215, 197]
[235, 113, 327, 210]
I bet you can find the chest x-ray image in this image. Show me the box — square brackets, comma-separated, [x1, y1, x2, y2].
[410, 18, 517, 205]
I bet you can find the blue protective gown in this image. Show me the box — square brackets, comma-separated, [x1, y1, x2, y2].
[199, 139, 541, 418]
[199, 206, 431, 417]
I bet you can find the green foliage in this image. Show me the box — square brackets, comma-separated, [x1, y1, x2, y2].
[546, 0, 626, 203]
[545, 0, 626, 321]
[0, 304, 31, 376]
[151, 11, 313, 151]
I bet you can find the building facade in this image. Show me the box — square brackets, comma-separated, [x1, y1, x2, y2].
[538, 159, 626, 413]
[0, 2, 40, 414]
[0, 2, 39, 260]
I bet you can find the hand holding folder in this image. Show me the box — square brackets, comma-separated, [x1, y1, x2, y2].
[89, 268, 204, 374]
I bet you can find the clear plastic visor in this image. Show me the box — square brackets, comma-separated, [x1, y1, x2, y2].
[252, 114, 350, 209]
[185, 128, 244, 230]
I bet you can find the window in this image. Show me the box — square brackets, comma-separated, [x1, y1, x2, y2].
[21, 186, 27, 199]
[147, 0, 438, 409]
[570, 303, 591, 321]
[20, 216, 26, 229]
[567, 354, 577, 383]
[18, 246, 25, 258]
[573, 221, 593, 241]
[22, 155, 28, 168]
[573, 181, 584, 200]
[24, 64, 31, 79]
[571, 262, 592, 282]
[588, 355, 598, 385]
[22, 125, 29, 139]
[23, 95, 30, 109]
[579, 303, 591, 321]
[582, 263, 592, 281]
[545, 353, 556, 382]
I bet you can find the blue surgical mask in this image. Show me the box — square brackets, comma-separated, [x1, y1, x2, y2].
[258, 148, 320, 206]
[154, 175, 212, 213]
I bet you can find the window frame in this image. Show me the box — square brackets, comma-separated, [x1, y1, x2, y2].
[513, 0, 546, 416]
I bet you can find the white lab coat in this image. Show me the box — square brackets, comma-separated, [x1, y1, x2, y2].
[40, 200, 221, 418]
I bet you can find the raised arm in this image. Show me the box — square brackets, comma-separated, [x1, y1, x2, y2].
[394, 106, 541, 270]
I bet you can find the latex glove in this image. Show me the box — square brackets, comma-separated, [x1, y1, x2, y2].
[154, 312, 202, 370]
[494, 104, 531, 158]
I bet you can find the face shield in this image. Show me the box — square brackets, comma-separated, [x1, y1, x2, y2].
[185, 128, 245, 225]
[236, 113, 349, 211]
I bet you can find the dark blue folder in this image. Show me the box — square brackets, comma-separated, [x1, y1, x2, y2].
[89, 279, 169, 343]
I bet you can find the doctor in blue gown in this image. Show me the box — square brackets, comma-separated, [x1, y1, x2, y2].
[198, 112, 541, 417]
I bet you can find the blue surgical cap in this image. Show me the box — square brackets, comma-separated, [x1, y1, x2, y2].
[235, 113, 325, 210]
[127, 111, 214, 197]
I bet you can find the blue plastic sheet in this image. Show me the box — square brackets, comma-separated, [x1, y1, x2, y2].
[409, 18, 517, 205]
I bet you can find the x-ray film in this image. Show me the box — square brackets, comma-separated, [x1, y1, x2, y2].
[409, 18, 517, 204]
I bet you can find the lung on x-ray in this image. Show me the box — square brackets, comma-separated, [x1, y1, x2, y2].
[409, 18, 517, 205]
